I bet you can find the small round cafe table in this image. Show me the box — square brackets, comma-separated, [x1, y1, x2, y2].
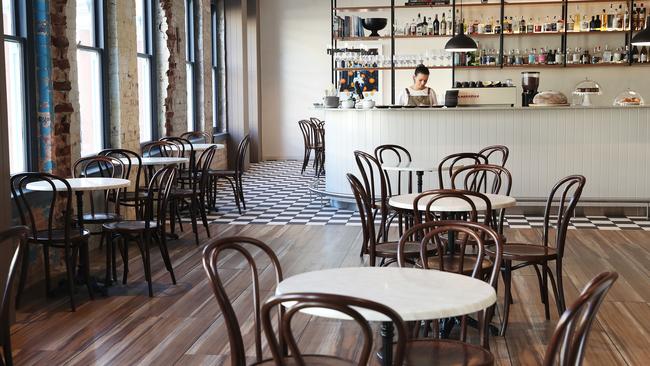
[276, 267, 496, 366]
[388, 192, 517, 212]
[123, 156, 189, 166]
[381, 162, 464, 193]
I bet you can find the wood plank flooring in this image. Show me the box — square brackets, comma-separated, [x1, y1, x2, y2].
[10, 223, 650, 365]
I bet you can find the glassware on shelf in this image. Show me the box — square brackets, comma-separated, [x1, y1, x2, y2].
[613, 89, 644, 106]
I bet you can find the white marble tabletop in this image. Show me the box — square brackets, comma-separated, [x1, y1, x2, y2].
[182, 143, 225, 152]
[389, 192, 516, 212]
[381, 162, 463, 173]
[26, 177, 130, 192]
[276, 267, 496, 322]
[122, 157, 189, 166]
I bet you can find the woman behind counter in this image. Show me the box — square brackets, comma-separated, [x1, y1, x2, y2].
[398, 64, 438, 106]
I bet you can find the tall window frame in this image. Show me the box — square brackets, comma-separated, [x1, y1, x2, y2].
[211, 1, 223, 134]
[3, 0, 36, 174]
[136, 0, 158, 142]
[185, 0, 197, 132]
[76, 0, 109, 157]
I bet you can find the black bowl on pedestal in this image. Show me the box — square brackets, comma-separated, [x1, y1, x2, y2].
[362, 18, 387, 37]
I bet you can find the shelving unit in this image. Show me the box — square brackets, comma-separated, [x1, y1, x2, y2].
[330, 0, 644, 103]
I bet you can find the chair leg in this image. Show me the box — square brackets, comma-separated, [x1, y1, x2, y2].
[43, 245, 51, 297]
[198, 194, 211, 239]
[81, 242, 94, 300]
[64, 248, 76, 312]
[189, 196, 200, 246]
[104, 232, 112, 286]
[121, 238, 129, 285]
[541, 262, 551, 320]
[225, 177, 241, 214]
[546, 262, 563, 316]
[110, 234, 118, 283]
[16, 244, 30, 308]
[154, 231, 176, 284]
[137, 234, 153, 297]
[531, 264, 545, 305]
[236, 177, 246, 210]
[499, 261, 512, 336]
[169, 198, 177, 236]
[555, 258, 566, 313]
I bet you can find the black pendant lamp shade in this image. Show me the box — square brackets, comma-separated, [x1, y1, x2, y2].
[445, 27, 478, 52]
[631, 27, 650, 46]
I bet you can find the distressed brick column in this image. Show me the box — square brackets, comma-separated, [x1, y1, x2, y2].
[106, 0, 140, 151]
[197, 0, 213, 136]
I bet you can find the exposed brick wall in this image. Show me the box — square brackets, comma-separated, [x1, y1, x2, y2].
[197, 0, 213, 136]
[159, 0, 187, 136]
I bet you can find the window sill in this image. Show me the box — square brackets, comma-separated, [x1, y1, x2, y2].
[212, 132, 229, 143]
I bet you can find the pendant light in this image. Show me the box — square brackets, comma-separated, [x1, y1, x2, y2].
[445, 0, 477, 52]
[632, 19, 650, 46]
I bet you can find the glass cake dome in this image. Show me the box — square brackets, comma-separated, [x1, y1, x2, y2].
[613, 89, 644, 106]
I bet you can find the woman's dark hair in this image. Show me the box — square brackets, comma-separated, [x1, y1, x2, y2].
[414, 64, 430, 76]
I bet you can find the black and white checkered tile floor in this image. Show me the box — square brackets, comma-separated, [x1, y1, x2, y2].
[204, 160, 650, 231]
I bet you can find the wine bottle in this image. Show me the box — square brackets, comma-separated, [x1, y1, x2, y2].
[433, 14, 440, 35]
[441, 13, 447, 35]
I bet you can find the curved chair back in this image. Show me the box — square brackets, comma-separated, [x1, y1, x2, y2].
[234, 135, 250, 176]
[543, 272, 618, 366]
[202, 237, 283, 365]
[10, 173, 74, 247]
[298, 120, 317, 149]
[354, 151, 390, 241]
[478, 145, 509, 167]
[99, 148, 144, 213]
[0, 226, 28, 366]
[412, 189, 492, 227]
[194, 145, 218, 193]
[180, 131, 212, 143]
[262, 293, 407, 366]
[347, 173, 381, 265]
[542, 175, 586, 258]
[437, 152, 488, 189]
[144, 165, 177, 230]
[374, 144, 413, 196]
[142, 140, 177, 158]
[73, 155, 126, 217]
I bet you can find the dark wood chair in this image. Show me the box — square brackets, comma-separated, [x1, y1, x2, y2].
[180, 131, 212, 143]
[542, 271, 618, 366]
[142, 140, 178, 158]
[312, 119, 325, 177]
[160, 137, 193, 183]
[0, 226, 28, 366]
[486, 175, 586, 336]
[437, 152, 488, 189]
[478, 145, 509, 167]
[298, 119, 323, 175]
[209, 134, 250, 214]
[169, 145, 217, 245]
[99, 148, 144, 216]
[102, 165, 178, 297]
[354, 150, 393, 247]
[260, 293, 408, 366]
[398, 220, 503, 352]
[375, 144, 413, 196]
[202, 236, 283, 366]
[12, 173, 93, 311]
[348, 173, 428, 267]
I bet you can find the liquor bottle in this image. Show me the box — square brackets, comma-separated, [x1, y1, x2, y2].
[432, 14, 439, 35]
[503, 17, 510, 34]
[641, 4, 647, 30]
[416, 13, 423, 35]
[545, 16, 552, 32]
[574, 6, 582, 31]
[641, 47, 648, 63]
[591, 46, 602, 64]
[632, 45, 640, 63]
[634, 5, 640, 30]
[557, 17, 564, 32]
[534, 17, 542, 33]
[581, 48, 591, 64]
[441, 13, 447, 35]
[538, 48, 547, 64]
[425, 17, 432, 35]
[486, 17, 494, 33]
[527, 17, 534, 33]
[409, 18, 416, 35]
[518, 16, 525, 33]
[624, 6, 629, 31]
[589, 16, 596, 31]
[613, 47, 622, 62]
[478, 18, 485, 34]
[508, 16, 514, 33]
[528, 48, 536, 64]
[602, 44, 612, 63]
[601, 9, 608, 31]
[494, 19, 501, 34]
[581, 15, 590, 31]
[595, 15, 602, 31]
[447, 16, 453, 35]
[556, 48, 565, 64]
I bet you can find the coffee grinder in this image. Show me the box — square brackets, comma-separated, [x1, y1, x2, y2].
[521, 71, 540, 107]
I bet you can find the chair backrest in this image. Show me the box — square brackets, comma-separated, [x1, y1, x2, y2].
[478, 145, 509, 167]
[0, 226, 28, 366]
[347, 173, 380, 265]
[202, 236, 283, 366]
[354, 150, 388, 214]
[73, 155, 126, 216]
[262, 293, 408, 366]
[451, 164, 513, 196]
[412, 189, 492, 227]
[143, 165, 177, 228]
[543, 272, 618, 366]
[438, 152, 488, 189]
[160, 137, 192, 158]
[298, 120, 314, 148]
[180, 131, 212, 143]
[99, 148, 143, 213]
[374, 144, 413, 196]
[194, 145, 218, 192]
[234, 135, 250, 175]
[142, 140, 177, 158]
[11, 173, 74, 245]
[542, 175, 586, 258]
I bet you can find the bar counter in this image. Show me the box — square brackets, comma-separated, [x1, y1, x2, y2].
[322, 105, 650, 204]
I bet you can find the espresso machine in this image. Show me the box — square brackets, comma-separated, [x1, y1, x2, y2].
[521, 71, 540, 107]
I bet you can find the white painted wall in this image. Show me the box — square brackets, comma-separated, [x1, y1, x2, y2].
[260, 0, 650, 160]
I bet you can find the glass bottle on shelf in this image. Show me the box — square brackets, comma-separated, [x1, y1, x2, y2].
[433, 15, 440, 35]
[441, 13, 447, 35]
[601, 9, 608, 31]
[544, 16, 552, 32]
[581, 16, 590, 32]
[640, 4, 647, 30]
[534, 17, 541, 33]
[427, 17, 433, 35]
[518, 17, 525, 34]
[485, 17, 493, 34]
[538, 48, 547, 64]
[595, 15, 602, 31]
[528, 48, 536, 64]
[556, 48, 565, 64]
[589, 16, 596, 31]
[602, 45, 612, 63]
[557, 17, 565, 32]
[613, 47, 622, 62]
[581, 48, 591, 64]
[573, 47, 582, 64]
[495, 19, 502, 34]
[591, 46, 602, 64]
[623, 6, 629, 31]
[527, 17, 534, 33]
[409, 19, 416, 35]
[478, 18, 485, 34]
[574, 6, 582, 31]
[446, 17, 453, 35]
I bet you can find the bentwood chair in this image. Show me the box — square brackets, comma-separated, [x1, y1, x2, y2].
[103, 165, 178, 297]
[398, 221, 502, 356]
[99, 148, 145, 215]
[375, 144, 413, 196]
[437, 152, 487, 189]
[209, 135, 250, 214]
[180, 131, 212, 143]
[486, 175, 586, 336]
[160, 137, 193, 183]
[348, 173, 429, 267]
[170, 145, 216, 245]
[0, 226, 28, 366]
[542, 271, 617, 366]
[298, 119, 323, 175]
[12, 173, 93, 312]
[261, 293, 408, 366]
[478, 145, 509, 167]
[202, 236, 283, 366]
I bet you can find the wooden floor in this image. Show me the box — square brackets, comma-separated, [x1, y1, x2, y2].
[10, 223, 650, 365]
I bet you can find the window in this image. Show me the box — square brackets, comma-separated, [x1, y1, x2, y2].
[3, 1, 32, 174]
[136, 0, 157, 142]
[76, 0, 107, 157]
[211, 1, 222, 133]
[185, 0, 196, 132]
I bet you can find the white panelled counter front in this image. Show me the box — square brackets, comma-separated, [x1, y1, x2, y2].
[323, 106, 650, 203]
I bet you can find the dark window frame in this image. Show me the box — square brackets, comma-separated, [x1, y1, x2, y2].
[3, 0, 37, 171]
[76, 0, 110, 152]
[185, 0, 198, 132]
[211, 0, 227, 136]
[136, 0, 159, 142]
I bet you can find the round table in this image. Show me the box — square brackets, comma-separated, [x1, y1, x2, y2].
[382, 162, 464, 193]
[182, 143, 225, 152]
[276, 267, 496, 366]
[388, 192, 516, 212]
[123, 157, 189, 166]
